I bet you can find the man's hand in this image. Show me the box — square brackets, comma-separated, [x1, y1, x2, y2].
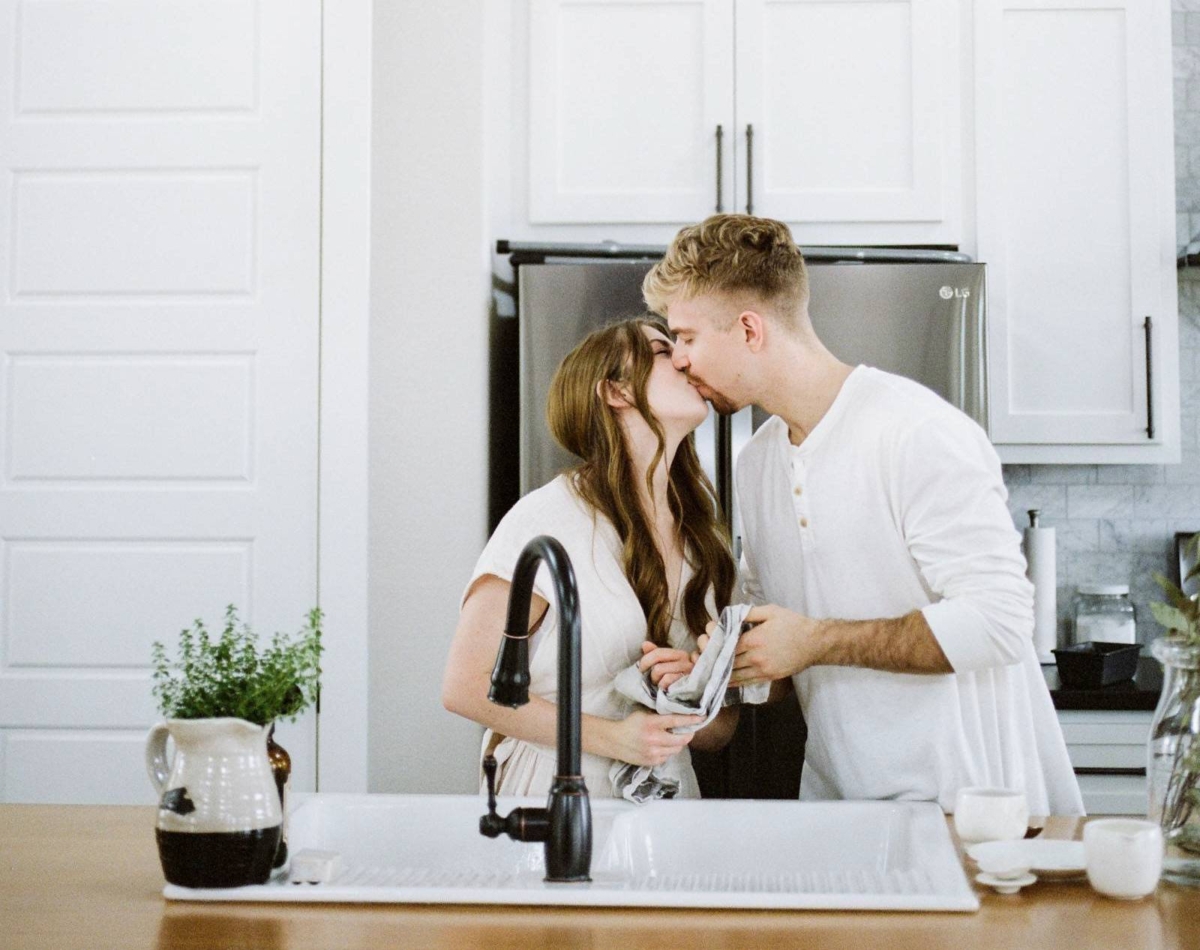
[704, 605, 952, 680]
[638, 641, 695, 691]
[725, 604, 823, 686]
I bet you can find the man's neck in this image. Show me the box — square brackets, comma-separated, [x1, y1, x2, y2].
[758, 343, 855, 447]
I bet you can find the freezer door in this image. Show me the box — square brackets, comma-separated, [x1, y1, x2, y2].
[804, 262, 989, 432]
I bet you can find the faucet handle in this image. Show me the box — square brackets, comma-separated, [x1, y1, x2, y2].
[479, 755, 551, 843]
[483, 755, 498, 812]
[479, 754, 504, 838]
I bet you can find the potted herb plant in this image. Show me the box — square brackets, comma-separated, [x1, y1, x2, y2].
[1149, 534, 1200, 884]
[145, 605, 322, 888]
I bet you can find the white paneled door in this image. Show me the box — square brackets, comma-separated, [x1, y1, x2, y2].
[0, 1, 321, 803]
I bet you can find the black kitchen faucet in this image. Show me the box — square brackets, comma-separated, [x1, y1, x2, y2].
[478, 535, 592, 883]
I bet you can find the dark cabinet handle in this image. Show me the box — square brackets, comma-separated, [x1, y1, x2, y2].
[1144, 315, 1154, 439]
[715, 124, 724, 213]
[745, 124, 754, 215]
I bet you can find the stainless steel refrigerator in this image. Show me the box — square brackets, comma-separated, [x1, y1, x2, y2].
[512, 243, 987, 552]
[503, 241, 987, 799]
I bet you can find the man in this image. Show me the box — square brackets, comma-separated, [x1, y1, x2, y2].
[642, 214, 1082, 815]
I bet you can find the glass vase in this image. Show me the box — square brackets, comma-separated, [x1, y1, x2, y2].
[1148, 637, 1200, 885]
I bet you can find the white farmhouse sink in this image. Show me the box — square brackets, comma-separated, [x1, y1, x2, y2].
[163, 793, 979, 911]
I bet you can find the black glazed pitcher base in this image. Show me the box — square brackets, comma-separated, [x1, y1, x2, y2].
[156, 826, 281, 888]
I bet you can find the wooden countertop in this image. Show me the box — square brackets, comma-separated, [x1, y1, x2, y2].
[3, 805, 1198, 950]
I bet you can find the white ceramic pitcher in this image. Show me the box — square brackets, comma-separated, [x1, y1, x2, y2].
[146, 717, 282, 887]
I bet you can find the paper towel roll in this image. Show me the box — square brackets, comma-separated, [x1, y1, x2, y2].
[1022, 509, 1057, 662]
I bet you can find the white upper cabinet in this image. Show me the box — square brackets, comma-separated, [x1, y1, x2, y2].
[524, 0, 960, 244]
[507, 0, 1181, 458]
[976, 1, 1179, 462]
[529, 0, 734, 225]
[735, 0, 959, 244]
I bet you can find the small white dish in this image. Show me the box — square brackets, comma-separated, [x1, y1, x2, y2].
[967, 839, 1086, 880]
[974, 853, 1033, 878]
[976, 870, 1038, 895]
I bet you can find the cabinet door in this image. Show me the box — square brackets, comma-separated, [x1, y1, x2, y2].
[977, 1, 1179, 460]
[734, 0, 959, 243]
[528, 0, 734, 224]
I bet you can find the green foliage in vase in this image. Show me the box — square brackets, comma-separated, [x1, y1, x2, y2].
[1151, 532, 1200, 646]
[151, 605, 323, 725]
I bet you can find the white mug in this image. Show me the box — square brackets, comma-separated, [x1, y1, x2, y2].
[953, 786, 1028, 844]
[1084, 819, 1164, 900]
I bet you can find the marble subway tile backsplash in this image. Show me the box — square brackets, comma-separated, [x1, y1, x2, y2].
[1004, 468, 1197, 647]
[1007, 3, 1200, 649]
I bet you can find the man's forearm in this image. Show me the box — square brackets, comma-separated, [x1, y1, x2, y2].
[809, 609, 952, 674]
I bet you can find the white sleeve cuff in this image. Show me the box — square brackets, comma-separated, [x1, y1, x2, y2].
[921, 598, 1016, 673]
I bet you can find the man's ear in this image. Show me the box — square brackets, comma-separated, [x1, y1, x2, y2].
[738, 310, 766, 352]
[597, 378, 632, 409]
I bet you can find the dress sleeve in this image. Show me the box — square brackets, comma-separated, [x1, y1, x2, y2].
[896, 415, 1034, 672]
[460, 493, 559, 616]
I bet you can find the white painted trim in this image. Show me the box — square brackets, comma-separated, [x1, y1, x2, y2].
[316, 0, 372, 792]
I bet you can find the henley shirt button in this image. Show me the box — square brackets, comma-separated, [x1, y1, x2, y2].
[800, 518, 809, 528]
[793, 486, 803, 496]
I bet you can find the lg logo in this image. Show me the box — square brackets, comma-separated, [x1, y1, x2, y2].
[939, 286, 971, 300]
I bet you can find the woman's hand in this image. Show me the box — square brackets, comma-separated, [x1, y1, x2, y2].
[638, 641, 695, 691]
[600, 709, 703, 767]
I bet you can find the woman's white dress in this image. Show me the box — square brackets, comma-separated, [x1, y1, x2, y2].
[462, 474, 706, 799]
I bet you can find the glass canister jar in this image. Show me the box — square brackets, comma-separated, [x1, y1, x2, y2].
[1072, 584, 1138, 644]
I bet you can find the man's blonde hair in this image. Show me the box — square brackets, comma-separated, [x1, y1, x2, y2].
[643, 214, 809, 325]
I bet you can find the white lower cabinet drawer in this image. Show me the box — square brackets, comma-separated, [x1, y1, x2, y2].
[1075, 773, 1149, 816]
[1056, 710, 1153, 816]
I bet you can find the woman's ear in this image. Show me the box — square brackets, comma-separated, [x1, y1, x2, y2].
[597, 378, 632, 409]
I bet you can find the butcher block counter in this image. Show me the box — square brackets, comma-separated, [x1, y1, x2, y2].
[3, 805, 1199, 950]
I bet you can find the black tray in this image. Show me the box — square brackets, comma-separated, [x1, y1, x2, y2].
[1052, 641, 1143, 689]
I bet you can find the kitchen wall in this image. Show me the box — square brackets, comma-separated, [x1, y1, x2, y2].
[1000, 2, 1200, 648]
[368, 2, 490, 795]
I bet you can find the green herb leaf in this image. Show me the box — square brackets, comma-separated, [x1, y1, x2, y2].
[1151, 600, 1194, 634]
[150, 606, 322, 725]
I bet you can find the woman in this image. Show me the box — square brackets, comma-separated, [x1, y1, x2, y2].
[442, 316, 738, 797]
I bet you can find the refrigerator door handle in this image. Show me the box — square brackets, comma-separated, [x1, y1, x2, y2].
[716, 413, 732, 530]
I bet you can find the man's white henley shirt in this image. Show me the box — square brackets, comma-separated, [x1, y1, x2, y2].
[736, 365, 1083, 814]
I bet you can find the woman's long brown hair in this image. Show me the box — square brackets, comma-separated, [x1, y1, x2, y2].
[547, 316, 735, 647]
